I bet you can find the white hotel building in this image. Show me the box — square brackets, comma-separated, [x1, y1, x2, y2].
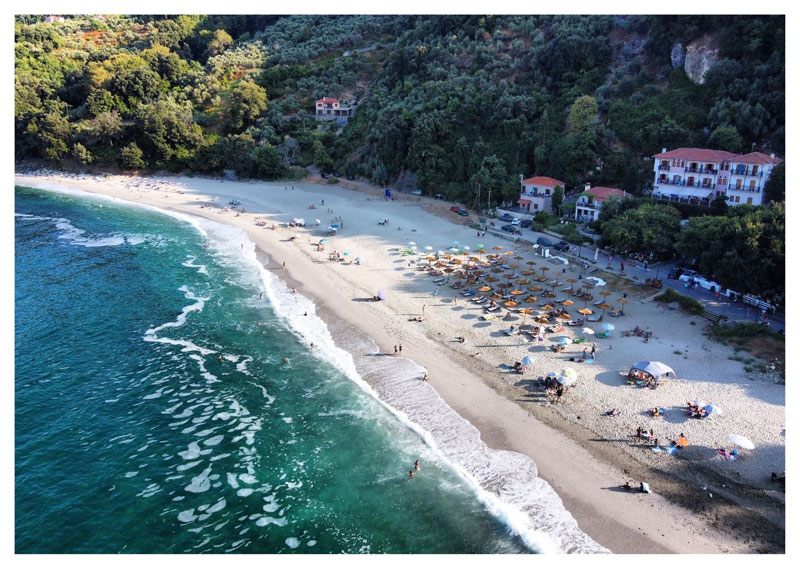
[652, 148, 782, 206]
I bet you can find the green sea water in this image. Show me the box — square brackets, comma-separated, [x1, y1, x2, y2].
[15, 186, 534, 553]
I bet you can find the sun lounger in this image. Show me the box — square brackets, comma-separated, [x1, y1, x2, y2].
[572, 337, 588, 344]
[553, 298, 566, 304]
[587, 314, 603, 322]
[485, 305, 500, 312]
[504, 328, 520, 336]
[437, 279, 448, 286]
[461, 289, 476, 296]
[567, 319, 584, 326]
[593, 300, 604, 307]
[596, 330, 611, 338]
[480, 314, 494, 321]
[433, 277, 445, 283]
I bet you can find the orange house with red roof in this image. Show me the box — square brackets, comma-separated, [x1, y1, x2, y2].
[575, 185, 630, 221]
[315, 97, 355, 124]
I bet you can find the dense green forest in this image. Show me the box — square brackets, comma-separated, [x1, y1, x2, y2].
[14, 15, 785, 296]
[15, 15, 784, 192]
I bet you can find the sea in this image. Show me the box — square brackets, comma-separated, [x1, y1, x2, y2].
[14, 183, 604, 554]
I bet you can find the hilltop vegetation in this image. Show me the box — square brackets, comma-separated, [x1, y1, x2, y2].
[15, 15, 784, 195]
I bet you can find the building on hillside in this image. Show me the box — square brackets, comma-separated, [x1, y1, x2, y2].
[518, 176, 565, 215]
[44, 15, 65, 23]
[575, 185, 630, 221]
[651, 147, 782, 206]
[314, 97, 355, 125]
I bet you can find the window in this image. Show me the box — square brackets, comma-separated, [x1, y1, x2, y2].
[749, 180, 756, 190]
[735, 196, 740, 203]
[747, 197, 753, 205]
[729, 195, 735, 202]
[735, 179, 742, 189]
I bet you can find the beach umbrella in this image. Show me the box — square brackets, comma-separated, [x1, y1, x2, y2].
[561, 367, 577, 379]
[493, 246, 504, 251]
[578, 308, 593, 316]
[526, 260, 537, 266]
[599, 323, 615, 331]
[617, 298, 631, 312]
[343, 252, 350, 256]
[377, 290, 386, 300]
[444, 268, 455, 273]
[491, 267, 503, 273]
[728, 434, 755, 450]
[556, 337, 571, 346]
[541, 304, 554, 311]
[529, 285, 543, 292]
[540, 266, 550, 276]
[463, 246, 471, 251]
[521, 270, 534, 276]
[510, 290, 524, 296]
[315, 218, 321, 225]
[408, 241, 416, 246]
[320, 238, 328, 243]
[518, 308, 533, 323]
[504, 301, 518, 307]
[561, 300, 574, 306]
[557, 313, 572, 321]
[596, 303, 613, 317]
[703, 404, 723, 416]
[479, 285, 491, 292]
[504, 251, 513, 256]
[557, 374, 577, 386]
[522, 356, 534, 367]
[485, 276, 498, 283]
[535, 317, 549, 324]
[424, 245, 433, 251]
[599, 290, 613, 298]
[477, 244, 485, 249]
[524, 296, 538, 304]
[582, 327, 595, 335]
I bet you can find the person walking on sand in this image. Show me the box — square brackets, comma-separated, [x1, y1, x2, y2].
[422, 373, 428, 382]
[399, 344, 403, 355]
[394, 345, 398, 356]
[282, 261, 286, 270]
[422, 304, 426, 315]
[591, 343, 596, 358]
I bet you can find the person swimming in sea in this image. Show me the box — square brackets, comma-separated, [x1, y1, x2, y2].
[282, 357, 289, 364]
[408, 470, 415, 479]
[414, 460, 420, 471]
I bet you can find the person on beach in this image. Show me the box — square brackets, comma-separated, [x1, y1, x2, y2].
[591, 343, 596, 358]
[422, 373, 428, 382]
[414, 460, 420, 471]
[282, 261, 286, 270]
[422, 304, 426, 315]
[310, 342, 315, 350]
[399, 344, 403, 355]
[582, 348, 588, 359]
[394, 345, 398, 356]
[636, 426, 643, 438]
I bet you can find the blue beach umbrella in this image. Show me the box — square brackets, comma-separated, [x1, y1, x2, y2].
[599, 323, 615, 331]
[556, 337, 570, 346]
[521, 356, 534, 366]
[320, 238, 328, 243]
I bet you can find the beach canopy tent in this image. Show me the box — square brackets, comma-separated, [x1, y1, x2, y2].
[630, 361, 675, 380]
[376, 290, 386, 300]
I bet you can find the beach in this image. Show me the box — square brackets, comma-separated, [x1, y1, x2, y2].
[15, 170, 785, 553]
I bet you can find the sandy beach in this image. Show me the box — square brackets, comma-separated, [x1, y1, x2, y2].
[15, 170, 785, 554]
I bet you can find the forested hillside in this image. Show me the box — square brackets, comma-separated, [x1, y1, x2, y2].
[15, 15, 784, 202]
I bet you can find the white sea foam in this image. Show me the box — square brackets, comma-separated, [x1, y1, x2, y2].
[143, 286, 214, 356]
[22, 178, 604, 553]
[182, 255, 209, 275]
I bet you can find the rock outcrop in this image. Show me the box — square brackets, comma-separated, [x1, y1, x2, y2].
[684, 34, 720, 84]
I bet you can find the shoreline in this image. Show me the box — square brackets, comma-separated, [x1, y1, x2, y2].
[15, 171, 785, 554]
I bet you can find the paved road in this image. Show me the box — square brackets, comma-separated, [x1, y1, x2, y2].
[483, 224, 784, 332]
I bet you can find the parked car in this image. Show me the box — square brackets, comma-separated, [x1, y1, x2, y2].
[536, 237, 553, 247]
[498, 213, 514, 222]
[553, 240, 570, 252]
[457, 208, 469, 216]
[678, 270, 698, 283]
[511, 218, 520, 226]
[450, 206, 461, 213]
[501, 224, 515, 232]
[667, 266, 685, 280]
[410, 189, 422, 196]
[321, 172, 330, 179]
[520, 219, 532, 228]
[435, 193, 444, 200]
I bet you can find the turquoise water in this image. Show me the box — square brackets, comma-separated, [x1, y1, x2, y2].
[14, 186, 531, 554]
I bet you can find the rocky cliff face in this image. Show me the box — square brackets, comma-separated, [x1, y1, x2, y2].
[683, 33, 720, 84]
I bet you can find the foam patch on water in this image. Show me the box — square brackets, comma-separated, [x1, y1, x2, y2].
[182, 255, 209, 275]
[143, 286, 214, 356]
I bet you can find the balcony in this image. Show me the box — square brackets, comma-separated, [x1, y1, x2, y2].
[728, 185, 762, 193]
[732, 169, 763, 178]
[656, 179, 716, 189]
[658, 164, 671, 171]
[651, 193, 713, 207]
[685, 166, 718, 175]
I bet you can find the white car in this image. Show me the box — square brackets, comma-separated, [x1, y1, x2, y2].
[511, 218, 520, 226]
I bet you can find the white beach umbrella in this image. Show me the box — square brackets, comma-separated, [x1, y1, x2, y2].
[560, 368, 577, 380]
[557, 374, 577, 386]
[582, 327, 595, 335]
[728, 434, 755, 450]
[408, 241, 416, 246]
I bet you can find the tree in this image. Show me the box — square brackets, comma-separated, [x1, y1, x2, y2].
[71, 143, 94, 165]
[120, 142, 146, 169]
[87, 111, 123, 145]
[764, 163, 784, 203]
[708, 124, 743, 153]
[313, 139, 334, 172]
[551, 185, 564, 214]
[601, 203, 681, 259]
[27, 110, 72, 161]
[205, 29, 234, 59]
[567, 95, 599, 134]
[677, 204, 784, 295]
[227, 81, 267, 132]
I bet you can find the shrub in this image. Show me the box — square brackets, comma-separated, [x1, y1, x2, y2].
[653, 288, 703, 315]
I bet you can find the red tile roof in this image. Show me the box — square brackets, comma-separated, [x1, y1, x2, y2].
[586, 187, 629, 201]
[316, 97, 339, 104]
[521, 176, 564, 187]
[653, 148, 738, 163]
[733, 152, 783, 165]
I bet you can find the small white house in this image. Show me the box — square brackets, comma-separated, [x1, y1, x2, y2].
[575, 185, 629, 221]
